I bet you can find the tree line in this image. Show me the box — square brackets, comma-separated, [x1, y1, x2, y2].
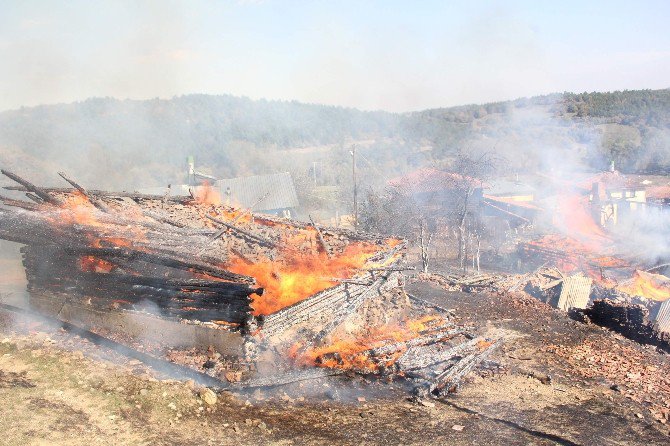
[0, 89, 668, 191]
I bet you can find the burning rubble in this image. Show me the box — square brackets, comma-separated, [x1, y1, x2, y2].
[413, 181, 670, 349]
[0, 169, 500, 398]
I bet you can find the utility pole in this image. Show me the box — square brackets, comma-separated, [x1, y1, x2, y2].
[351, 146, 358, 228]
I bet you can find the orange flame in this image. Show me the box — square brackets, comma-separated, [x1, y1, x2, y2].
[291, 315, 447, 372]
[194, 181, 221, 205]
[229, 242, 380, 315]
[50, 191, 147, 249]
[618, 270, 670, 302]
[553, 195, 609, 250]
[53, 191, 104, 228]
[79, 256, 116, 273]
[526, 234, 628, 283]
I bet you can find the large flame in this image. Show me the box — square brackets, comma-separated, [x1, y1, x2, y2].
[229, 242, 381, 316]
[553, 194, 609, 249]
[525, 233, 628, 284]
[291, 315, 446, 372]
[53, 191, 146, 248]
[618, 270, 670, 302]
[54, 191, 105, 227]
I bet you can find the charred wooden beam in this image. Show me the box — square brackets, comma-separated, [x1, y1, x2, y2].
[415, 339, 502, 397]
[24, 193, 44, 204]
[1, 169, 62, 206]
[57, 171, 110, 212]
[60, 246, 254, 283]
[397, 336, 482, 372]
[407, 293, 454, 317]
[261, 283, 366, 338]
[0, 195, 42, 211]
[313, 271, 403, 344]
[327, 278, 372, 285]
[365, 266, 416, 272]
[309, 214, 332, 259]
[367, 328, 464, 359]
[143, 210, 187, 228]
[4, 185, 193, 203]
[206, 214, 277, 249]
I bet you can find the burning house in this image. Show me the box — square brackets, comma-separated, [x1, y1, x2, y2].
[580, 171, 647, 228]
[0, 168, 499, 394]
[505, 170, 670, 338]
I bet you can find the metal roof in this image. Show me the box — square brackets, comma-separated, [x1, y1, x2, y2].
[655, 300, 670, 334]
[217, 172, 299, 211]
[557, 274, 593, 311]
[486, 179, 535, 197]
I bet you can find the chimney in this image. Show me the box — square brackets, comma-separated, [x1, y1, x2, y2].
[187, 155, 195, 186]
[591, 182, 602, 203]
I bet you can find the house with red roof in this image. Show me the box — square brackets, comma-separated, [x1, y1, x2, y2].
[388, 168, 485, 217]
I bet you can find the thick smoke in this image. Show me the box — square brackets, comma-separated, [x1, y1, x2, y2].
[462, 96, 670, 267]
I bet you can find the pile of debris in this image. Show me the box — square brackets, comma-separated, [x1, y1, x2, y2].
[0, 169, 500, 397]
[546, 337, 670, 424]
[418, 267, 591, 311]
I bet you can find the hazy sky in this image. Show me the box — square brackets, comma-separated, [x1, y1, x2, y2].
[0, 0, 668, 112]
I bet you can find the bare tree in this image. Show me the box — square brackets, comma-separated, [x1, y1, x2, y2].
[439, 151, 498, 271]
[358, 187, 421, 236]
[359, 151, 499, 273]
[419, 219, 433, 273]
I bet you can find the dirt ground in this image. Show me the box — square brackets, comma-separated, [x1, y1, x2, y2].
[1, 275, 670, 445]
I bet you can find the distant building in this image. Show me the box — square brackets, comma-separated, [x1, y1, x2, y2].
[482, 178, 541, 226]
[579, 171, 646, 227]
[388, 167, 484, 213]
[645, 185, 670, 209]
[485, 179, 536, 203]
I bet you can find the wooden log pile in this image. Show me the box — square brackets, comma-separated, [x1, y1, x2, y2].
[0, 168, 501, 395]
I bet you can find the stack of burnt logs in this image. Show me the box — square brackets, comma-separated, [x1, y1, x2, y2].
[20, 244, 261, 324]
[307, 305, 501, 396]
[0, 170, 264, 327]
